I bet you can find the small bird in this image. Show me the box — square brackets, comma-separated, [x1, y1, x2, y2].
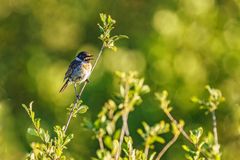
[59, 51, 93, 94]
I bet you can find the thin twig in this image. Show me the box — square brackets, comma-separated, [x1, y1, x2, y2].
[63, 84, 85, 133]
[211, 110, 220, 152]
[115, 113, 129, 160]
[98, 136, 105, 151]
[115, 82, 130, 160]
[163, 111, 209, 160]
[164, 111, 191, 143]
[156, 132, 180, 160]
[144, 144, 149, 158]
[64, 44, 105, 133]
[92, 45, 105, 72]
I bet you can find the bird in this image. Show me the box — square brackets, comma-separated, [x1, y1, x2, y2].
[59, 51, 93, 95]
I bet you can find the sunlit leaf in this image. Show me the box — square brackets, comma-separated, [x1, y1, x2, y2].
[27, 128, 38, 136]
[78, 105, 88, 114]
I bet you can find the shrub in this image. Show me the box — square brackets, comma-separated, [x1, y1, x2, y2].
[22, 13, 224, 160]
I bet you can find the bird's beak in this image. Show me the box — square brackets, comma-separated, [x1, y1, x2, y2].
[85, 54, 94, 61]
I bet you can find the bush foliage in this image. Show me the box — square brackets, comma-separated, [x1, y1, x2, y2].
[22, 14, 225, 160]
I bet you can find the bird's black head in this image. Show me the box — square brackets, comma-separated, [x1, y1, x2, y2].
[76, 51, 93, 62]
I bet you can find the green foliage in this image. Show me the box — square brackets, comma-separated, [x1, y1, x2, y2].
[22, 13, 129, 160]
[67, 100, 88, 118]
[155, 87, 224, 160]
[186, 86, 225, 160]
[98, 13, 128, 51]
[191, 85, 225, 113]
[23, 78, 224, 160]
[2, 1, 240, 159]
[84, 71, 151, 160]
[115, 71, 150, 111]
[189, 127, 203, 145]
[182, 128, 221, 160]
[155, 91, 172, 113]
[22, 102, 74, 160]
[137, 121, 170, 149]
[182, 127, 205, 160]
[21, 12, 225, 160]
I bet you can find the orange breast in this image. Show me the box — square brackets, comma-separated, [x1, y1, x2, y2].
[82, 63, 92, 71]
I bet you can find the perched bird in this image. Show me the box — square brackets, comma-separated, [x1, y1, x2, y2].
[59, 51, 93, 93]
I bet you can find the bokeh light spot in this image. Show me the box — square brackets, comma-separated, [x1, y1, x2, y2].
[153, 10, 183, 38]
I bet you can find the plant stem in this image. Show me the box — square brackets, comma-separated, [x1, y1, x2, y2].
[144, 144, 149, 158]
[115, 112, 129, 160]
[92, 45, 105, 71]
[115, 81, 131, 160]
[64, 44, 105, 133]
[156, 132, 180, 160]
[98, 136, 105, 151]
[163, 110, 209, 159]
[211, 110, 220, 152]
[164, 110, 191, 143]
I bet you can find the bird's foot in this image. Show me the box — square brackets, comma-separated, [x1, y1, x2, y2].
[76, 95, 80, 100]
[85, 79, 90, 83]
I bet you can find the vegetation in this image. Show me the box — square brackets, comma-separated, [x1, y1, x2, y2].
[22, 14, 224, 160]
[1, 1, 240, 160]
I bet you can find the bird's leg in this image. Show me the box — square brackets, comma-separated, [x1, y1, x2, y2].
[74, 83, 80, 100]
[85, 79, 90, 83]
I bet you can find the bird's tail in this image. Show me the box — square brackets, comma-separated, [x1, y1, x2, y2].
[59, 80, 69, 93]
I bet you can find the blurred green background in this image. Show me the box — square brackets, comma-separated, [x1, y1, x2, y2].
[1, 0, 240, 159]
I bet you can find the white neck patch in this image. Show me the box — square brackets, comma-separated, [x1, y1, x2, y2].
[75, 57, 81, 61]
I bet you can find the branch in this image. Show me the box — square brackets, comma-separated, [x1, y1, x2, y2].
[115, 112, 129, 160]
[156, 132, 180, 160]
[164, 111, 191, 143]
[211, 110, 220, 152]
[115, 82, 130, 160]
[64, 44, 105, 133]
[163, 111, 209, 160]
[98, 136, 105, 151]
[144, 144, 150, 158]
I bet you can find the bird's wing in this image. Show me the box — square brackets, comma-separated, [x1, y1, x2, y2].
[64, 68, 72, 80]
[64, 60, 79, 80]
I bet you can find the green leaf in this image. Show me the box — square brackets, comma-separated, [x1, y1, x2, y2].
[113, 129, 121, 140]
[154, 136, 165, 144]
[185, 154, 194, 160]
[22, 104, 29, 114]
[149, 152, 156, 160]
[39, 128, 46, 139]
[191, 96, 200, 103]
[182, 145, 190, 152]
[120, 85, 125, 97]
[64, 134, 74, 146]
[141, 85, 150, 94]
[112, 140, 119, 155]
[97, 24, 104, 33]
[190, 127, 203, 144]
[44, 131, 50, 143]
[142, 122, 150, 132]
[106, 122, 115, 135]
[27, 128, 38, 136]
[124, 136, 133, 144]
[137, 128, 144, 138]
[104, 135, 113, 149]
[100, 13, 107, 23]
[107, 15, 115, 24]
[117, 35, 129, 39]
[35, 118, 41, 129]
[78, 105, 88, 114]
[135, 96, 143, 105]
